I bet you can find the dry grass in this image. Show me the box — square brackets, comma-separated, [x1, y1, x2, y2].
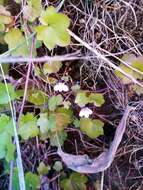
[1, 0, 143, 189]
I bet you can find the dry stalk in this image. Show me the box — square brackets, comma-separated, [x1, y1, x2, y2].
[58, 106, 133, 173]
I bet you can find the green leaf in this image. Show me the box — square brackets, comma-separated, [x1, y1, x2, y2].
[73, 118, 80, 128]
[23, 0, 42, 22]
[12, 168, 19, 190]
[0, 15, 12, 25]
[0, 63, 10, 75]
[14, 0, 21, 3]
[63, 101, 71, 109]
[35, 6, 70, 50]
[115, 64, 135, 84]
[56, 107, 73, 117]
[37, 113, 56, 140]
[115, 54, 143, 84]
[132, 83, 143, 95]
[75, 92, 88, 107]
[4, 28, 30, 57]
[61, 76, 69, 82]
[43, 61, 62, 74]
[0, 82, 16, 104]
[5, 142, 15, 161]
[75, 91, 105, 107]
[132, 56, 143, 72]
[60, 172, 88, 190]
[50, 131, 67, 147]
[38, 108, 71, 140]
[0, 114, 14, 136]
[48, 95, 63, 111]
[37, 113, 49, 134]
[25, 172, 40, 190]
[48, 114, 56, 129]
[15, 89, 24, 99]
[19, 113, 39, 140]
[0, 133, 15, 161]
[35, 40, 42, 48]
[88, 93, 105, 107]
[0, 31, 5, 44]
[0, 0, 4, 5]
[0, 133, 8, 159]
[0, 23, 5, 32]
[71, 84, 80, 93]
[39, 6, 70, 30]
[37, 162, 49, 175]
[46, 76, 58, 84]
[0, 115, 15, 162]
[80, 118, 104, 139]
[27, 89, 48, 105]
[0, 5, 12, 25]
[53, 161, 63, 171]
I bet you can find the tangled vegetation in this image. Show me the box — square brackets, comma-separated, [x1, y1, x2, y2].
[0, 0, 143, 189]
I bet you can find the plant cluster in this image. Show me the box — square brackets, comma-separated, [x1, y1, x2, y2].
[1, 0, 143, 189]
[0, 1, 106, 189]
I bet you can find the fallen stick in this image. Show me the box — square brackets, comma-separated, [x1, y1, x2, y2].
[58, 106, 133, 173]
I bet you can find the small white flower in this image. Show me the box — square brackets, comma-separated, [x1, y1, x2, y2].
[54, 82, 69, 92]
[79, 107, 93, 118]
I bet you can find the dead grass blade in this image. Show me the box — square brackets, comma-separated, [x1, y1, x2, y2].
[58, 106, 133, 173]
[0, 64, 26, 189]
[68, 29, 143, 88]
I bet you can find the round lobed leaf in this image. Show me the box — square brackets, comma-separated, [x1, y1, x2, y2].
[80, 118, 104, 139]
[19, 113, 39, 140]
[35, 6, 71, 50]
[0, 82, 16, 104]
